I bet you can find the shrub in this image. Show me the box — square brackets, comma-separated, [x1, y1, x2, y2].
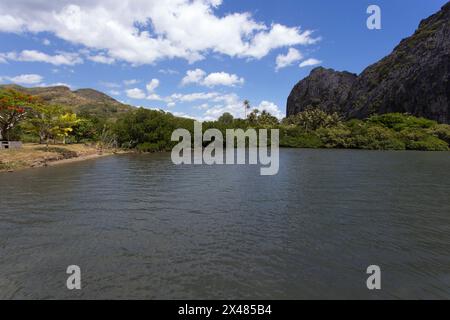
[367, 113, 436, 131]
[428, 124, 450, 144]
[400, 129, 449, 151]
[137, 142, 162, 153]
[316, 125, 353, 149]
[353, 125, 405, 150]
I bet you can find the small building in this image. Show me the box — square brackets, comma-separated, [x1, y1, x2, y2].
[0, 141, 22, 150]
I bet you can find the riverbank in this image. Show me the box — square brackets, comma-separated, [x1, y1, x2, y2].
[0, 143, 123, 172]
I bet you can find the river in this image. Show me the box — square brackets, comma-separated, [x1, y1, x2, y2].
[0, 149, 449, 299]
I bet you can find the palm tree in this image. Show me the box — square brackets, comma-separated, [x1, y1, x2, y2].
[243, 100, 251, 118]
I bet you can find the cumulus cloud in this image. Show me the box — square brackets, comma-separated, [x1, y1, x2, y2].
[256, 101, 283, 119]
[126, 88, 146, 99]
[299, 58, 322, 68]
[146, 78, 160, 93]
[275, 48, 303, 71]
[181, 69, 244, 87]
[203, 72, 244, 87]
[2, 74, 44, 85]
[0, 0, 319, 65]
[0, 50, 82, 66]
[181, 69, 207, 86]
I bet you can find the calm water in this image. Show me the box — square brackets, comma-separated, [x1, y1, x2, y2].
[0, 149, 449, 299]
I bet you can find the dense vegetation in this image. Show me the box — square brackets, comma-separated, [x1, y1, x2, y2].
[1, 88, 449, 152]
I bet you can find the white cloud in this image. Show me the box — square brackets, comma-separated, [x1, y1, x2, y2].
[100, 81, 121, 88]
[245, 24, 318, 59]
[42, 38, 51, 46]
[109, 90, 120, 96]
[198, 97, 282, 121]
[123, 79, 139, 86]
[141, 89, 283, 121]
[170, 92, 220, 102]
[87, 54, 115, 64]
[181, 69, 244, 87]
[3, 74, 43, 85]
[147, 93, 163, 101]
[126, 88, 146, 99]
[299, 58, 322, 68]
[256, 101, 283, 119]
[159, 69, 178, 75]
[203, 72, 244, 87]
[0, 50, 82, 65]
[146, 78, 160, 93]
[173, 112, 197, 120]
[275, 48, 303, 71]
[181, 69, 206, 86]
[0, 0, 319, 65]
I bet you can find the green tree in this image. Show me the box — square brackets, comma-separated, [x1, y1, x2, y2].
[218, 112, 234, 126]
[257, 110, 279, 127]
[23, 105, 79, 148]
[243, 99, 251, 118]
[283, 107, 341, 131]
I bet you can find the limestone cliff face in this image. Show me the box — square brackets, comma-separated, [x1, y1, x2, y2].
[287, 2, 450, 123]
[286, 67, 357, 116]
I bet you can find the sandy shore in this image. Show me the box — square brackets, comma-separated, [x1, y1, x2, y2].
[0, 143, 124, 172]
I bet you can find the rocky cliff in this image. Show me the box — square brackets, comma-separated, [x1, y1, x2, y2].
[287, 2, 450, 123]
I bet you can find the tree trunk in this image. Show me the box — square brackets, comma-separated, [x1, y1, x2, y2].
[0, 124, 8, 141]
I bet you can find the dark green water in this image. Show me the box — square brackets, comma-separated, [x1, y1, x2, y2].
[0, 149, 449, 299]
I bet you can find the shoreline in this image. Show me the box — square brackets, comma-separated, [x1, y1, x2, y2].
[0, 143, 128, 173]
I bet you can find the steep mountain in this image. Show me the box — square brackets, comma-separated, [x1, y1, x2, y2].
[0, 84, 134, 118]
[287, 2, 450, 123]
[286, 67, 357, 115]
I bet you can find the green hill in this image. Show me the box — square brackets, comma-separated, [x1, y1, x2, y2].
[0, 84, 134, 119]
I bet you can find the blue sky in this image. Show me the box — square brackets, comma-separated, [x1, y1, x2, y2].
[0, 0, 447, 120]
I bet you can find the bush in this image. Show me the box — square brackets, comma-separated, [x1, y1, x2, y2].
[367, 113, 436, 131]
[137, 142, 162, 153]
[353, 125, 405, 150]
[429, 124, 450, 144]
[280, 132, 323, 148]
[400, 129, 449, 151]
[406, 136, 448, 151]
[317, 126, 353, 149]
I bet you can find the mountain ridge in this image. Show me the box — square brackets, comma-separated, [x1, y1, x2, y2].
[0, 84, 134, 118]
[287, 2, 450, 123]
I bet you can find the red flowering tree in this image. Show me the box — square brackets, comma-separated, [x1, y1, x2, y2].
[0, 89, 38, 141]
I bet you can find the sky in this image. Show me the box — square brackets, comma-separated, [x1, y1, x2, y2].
[0, 0, 447, 121]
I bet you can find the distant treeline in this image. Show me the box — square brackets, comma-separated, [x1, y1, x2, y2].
[1, 88, 449, 151]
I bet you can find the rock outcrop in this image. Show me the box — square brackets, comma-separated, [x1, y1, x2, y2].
[287, 2, 450, 123]
[286, 67, 357, 115]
